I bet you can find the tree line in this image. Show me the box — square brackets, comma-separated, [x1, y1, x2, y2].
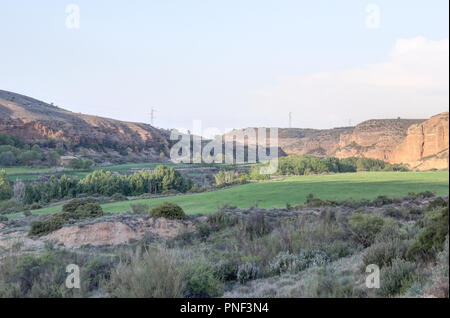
[0, 133, 64, 167]
[249, 155, 409, 178]
[18, 165, 193, 205]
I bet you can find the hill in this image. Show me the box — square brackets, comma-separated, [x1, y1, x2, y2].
[225, 113, 449, 170]
[0, 90, 170, 159]
[1, 89, 448, 169]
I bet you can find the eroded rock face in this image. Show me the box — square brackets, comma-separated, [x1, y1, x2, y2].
[225, 113, 448, 170]
[334, 119, 426, 162]
[42, 218, 195, 248]
[391, 112, 449, 170]
[277, 127, 352, 157]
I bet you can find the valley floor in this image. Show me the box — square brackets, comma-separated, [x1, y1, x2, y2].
[12, 171, 449, 218]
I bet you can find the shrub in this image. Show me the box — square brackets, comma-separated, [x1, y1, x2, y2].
[347, 212, 385, 247]
[0, 215, 8, 222]
[407, 207, 449, 260]
[240, 214, 273, 240]
[237, 262, 260, 284]
[187, 185, 206, 193]
[73, 202, 103, 219]
[412, 191, 435, 199]
[378, 258, 417, 297]
[371, 195, 393, 207]
[213, 254, 240, 282]
[0, 199, 24, 215]
[104, 247, 193, 298]
[150, 202, 186, 220]
[322, 240, 353, 261]
[207, 211, 238, 230]
[305, 194, 334, 207]
[305, 268, 354, 298]
[82, 258, 114, 291]
[214, 170, 235, 186]
[426, 197, 448, 212]
[269, 250, 330, 276]
[62, 198, 96, 213]
[23, 211, 32, 217]
[27, 203, 42, 210]
[269, 252, 300, 275]
[0, 250, 108, 298]
[374, 219, 407, 243]
[196, 224, 211, 239]
[184, 264, 223, 298]
[28, 213, 69, 236]
[383, 207, 408, 219]
[362, 240, 409, 269]
[297, 250, 330, 270]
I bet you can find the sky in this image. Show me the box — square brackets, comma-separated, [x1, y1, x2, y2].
[0, 0, 448, 134]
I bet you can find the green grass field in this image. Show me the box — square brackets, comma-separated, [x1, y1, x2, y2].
[1, 167, 54, 174]
[2, 161, 236, 181]
[10, 171, 448, 218]
[93, 162, 178, 172]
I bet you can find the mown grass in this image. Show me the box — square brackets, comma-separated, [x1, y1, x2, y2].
[9, 171, 448, 218]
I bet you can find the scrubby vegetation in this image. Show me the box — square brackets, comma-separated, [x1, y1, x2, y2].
[0, 193, 448, 298]
[28, 199, 104, 236]
[407, 198, 449, 261]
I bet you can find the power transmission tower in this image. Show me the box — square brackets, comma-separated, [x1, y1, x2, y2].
[150, 108, 157, 126]
[289, 112, 292, 128]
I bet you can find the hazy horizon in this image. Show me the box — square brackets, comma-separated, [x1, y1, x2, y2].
[1, 1, 448, 132]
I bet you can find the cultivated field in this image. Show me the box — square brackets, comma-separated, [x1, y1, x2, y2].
[17, 171, 449, 218]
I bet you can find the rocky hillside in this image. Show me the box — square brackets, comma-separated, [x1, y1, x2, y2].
[391, 112, 449, 170]
[333, 119, 424, 159]
[226, 113, 449, 170]
[1, 90, 447, 170]
[0, 90, 170, 156]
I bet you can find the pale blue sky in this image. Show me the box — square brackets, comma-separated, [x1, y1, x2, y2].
[0, 1, 448, 132]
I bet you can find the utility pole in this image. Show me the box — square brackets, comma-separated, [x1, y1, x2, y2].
[150, 108, 157, 126]
[289, 112, 292, 128]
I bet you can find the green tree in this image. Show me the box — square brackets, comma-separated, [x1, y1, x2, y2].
[68, 158, 84, 170]
[0, 151, 17, 166]
[0, 170, 13, 201]
[47, 150, 61, 166]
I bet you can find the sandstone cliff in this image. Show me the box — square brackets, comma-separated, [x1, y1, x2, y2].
[391, 112, 449, 170]
[333, 118, 426, 162]
[225, 113, 448, 170]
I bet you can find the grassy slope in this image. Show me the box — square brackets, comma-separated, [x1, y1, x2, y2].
[11, 171, 448, 218]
